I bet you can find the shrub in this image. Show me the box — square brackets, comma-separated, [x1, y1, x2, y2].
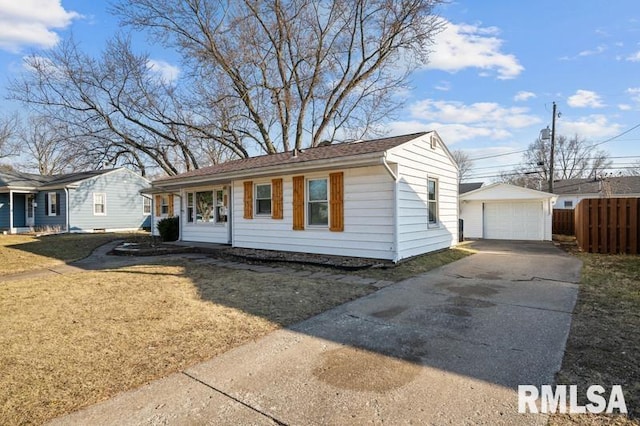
[157, 216, 179, 242]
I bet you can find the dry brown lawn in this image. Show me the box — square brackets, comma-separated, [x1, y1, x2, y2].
[0, 260, 373, 425]
[550, 252, 640, 425]
[0, 233, 149, 275]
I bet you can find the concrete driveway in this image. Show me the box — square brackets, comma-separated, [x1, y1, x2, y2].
[50, 240, 582, 425]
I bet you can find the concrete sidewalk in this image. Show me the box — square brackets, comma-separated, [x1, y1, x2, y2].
[49, 240, 582, 425]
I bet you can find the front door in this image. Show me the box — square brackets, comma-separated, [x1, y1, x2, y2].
[26, 194, 35, 227]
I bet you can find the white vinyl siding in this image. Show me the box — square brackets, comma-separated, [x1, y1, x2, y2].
[233, 166, 395, 260]
[386, 134, 459, 261]
[180, 185, 230, 244]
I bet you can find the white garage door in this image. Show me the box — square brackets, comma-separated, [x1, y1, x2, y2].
[484, 201, 543, 240]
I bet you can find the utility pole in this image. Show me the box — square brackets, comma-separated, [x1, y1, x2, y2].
[549, 101, 557, 193]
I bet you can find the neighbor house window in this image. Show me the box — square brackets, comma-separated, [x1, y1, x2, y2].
[93, 193, 106, 215]
[195, 191, 214, 222]
[564, 200, 573, 208]
[215, 189, 228, 223]
[143, 196, 151, 214]
[427, 178, 438, 224]
[307, 178, 328, 226]
[255, 183, 272, 215]
[48, 192, 57, 216]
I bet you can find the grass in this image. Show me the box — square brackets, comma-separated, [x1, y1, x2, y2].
[551, 252, 640, 425]
[0, 233, 149, 275]
[0, 260, 374, 425]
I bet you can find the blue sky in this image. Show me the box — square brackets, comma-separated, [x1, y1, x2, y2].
[0, 1, 638, 179]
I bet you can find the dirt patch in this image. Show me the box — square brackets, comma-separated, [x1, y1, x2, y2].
[313, 347, 421, 392]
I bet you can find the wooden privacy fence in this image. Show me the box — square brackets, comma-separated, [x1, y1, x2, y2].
[575, 198, 639, 254]
[553, 209, 575, 235]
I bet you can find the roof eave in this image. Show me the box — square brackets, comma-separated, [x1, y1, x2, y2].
[152, 152, 387, 189]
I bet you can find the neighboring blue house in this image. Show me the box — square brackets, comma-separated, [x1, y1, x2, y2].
[0, 168, 151, 234]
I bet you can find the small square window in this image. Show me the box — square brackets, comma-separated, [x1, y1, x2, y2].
[255, 183, 272, 215]
[564, 200, 573, 208]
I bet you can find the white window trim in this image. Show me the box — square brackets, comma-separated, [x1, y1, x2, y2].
[214, 189, 228, 225]
[160, 195, 170, 216]
[47, 192, 57, 217]
[427, 176, 439, 227]
[254, 183, 272, 217]
[306, 177, 330, 228]
[93, 193, 107, 216]
[143, 196, 152, 215]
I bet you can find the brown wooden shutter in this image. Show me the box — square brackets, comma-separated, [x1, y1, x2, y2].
[168, 194, 174, 217]
[243, 181, 253, 219]
[155, 195, 161, 217]
[292, 175, 305, 230]
[272, 178, 283, 219]
[329, 172, 344, 232]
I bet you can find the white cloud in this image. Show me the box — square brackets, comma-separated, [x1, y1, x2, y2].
[424, 20, 524, 80]
[557, 115, 623, 139]
[514, 91, 536, 102]
[627, 87, 640, 102]
[567, 90, 605, 108]
[578, 45, 606, 57]
[387, 99, 541, 145]
[147, 59, 180, 83]
[0, 1, 80, 52]
[626, 51, 640, 62]
[618, 104, 632, 111]
[434, 80, 451, 91]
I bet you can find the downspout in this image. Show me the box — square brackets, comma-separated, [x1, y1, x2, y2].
[64, 187, 70, 233]
[382, 154, 400, 263]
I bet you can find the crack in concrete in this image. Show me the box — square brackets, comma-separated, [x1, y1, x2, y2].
[181, 371, 288, 426]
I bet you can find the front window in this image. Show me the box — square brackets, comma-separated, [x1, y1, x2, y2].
[307, 178, 328, 226]
[48, 192, 57, 216]
[160, 196, 169, 215]
[427, 178, 438, 224]
[93, 193, 106, 215]
[196, 191, 214, 222]
[215, 189, 228, 223]
[255, 183, 272, 215]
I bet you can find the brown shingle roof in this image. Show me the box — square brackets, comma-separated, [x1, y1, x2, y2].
[155, 132, 429, 183]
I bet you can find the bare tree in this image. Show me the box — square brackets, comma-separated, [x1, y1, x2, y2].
[0, 114, 18, 159]
[17, 116, 93, 175]
[505, 134, 612, 189]
[112, 0, 444, 154]
[9, 36, 237, 176]
[451, 150, 473, 182]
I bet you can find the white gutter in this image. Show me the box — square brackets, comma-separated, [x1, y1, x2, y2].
[8, 190, 13, 233]
[382, 154, 400, 263]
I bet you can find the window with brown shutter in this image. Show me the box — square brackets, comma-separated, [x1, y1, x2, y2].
[272, 178, 283, 219]
[329, 172, 344, 232]
[243, 181, 253, 219]
[292, 175, 305, 230]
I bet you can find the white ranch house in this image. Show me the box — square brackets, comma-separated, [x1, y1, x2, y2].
[147, 132, 459, 262]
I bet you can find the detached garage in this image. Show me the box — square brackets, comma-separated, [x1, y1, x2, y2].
[460, 183, 556, 241]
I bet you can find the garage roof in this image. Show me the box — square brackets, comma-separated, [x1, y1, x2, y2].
[460, 182, 556, 201]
